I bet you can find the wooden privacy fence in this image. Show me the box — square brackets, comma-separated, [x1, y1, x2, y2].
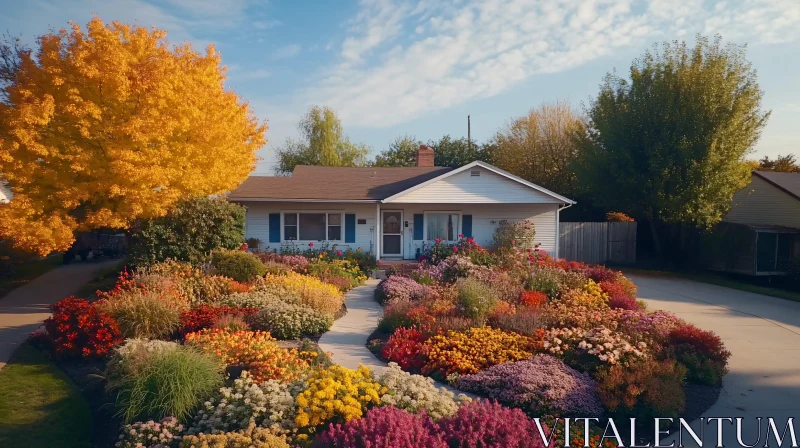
[558, 222, 637, 264]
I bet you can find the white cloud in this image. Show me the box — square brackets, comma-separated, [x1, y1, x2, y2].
[273, 44, 302, 59]
[300, 0, 800, 128]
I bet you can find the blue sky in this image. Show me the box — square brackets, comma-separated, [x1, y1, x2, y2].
[2, 0, 799, 174]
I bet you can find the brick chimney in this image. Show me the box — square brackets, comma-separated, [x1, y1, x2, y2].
[416, 144, 435, 167]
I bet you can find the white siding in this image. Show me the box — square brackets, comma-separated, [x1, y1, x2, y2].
[394, 203, 559, 259]
[725, 176, 800, 229]
[238, 201, 560, 260]
[385, 167, 563, 204]
[240, 202, 378, 253]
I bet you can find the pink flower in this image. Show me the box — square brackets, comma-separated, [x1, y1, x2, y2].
[453, 247, 458, 252]
[336, 250, 343, 256]
[435, 238, 441, 243]
[309, 242, 314, 247]
[458, 234, 464, 238]
[510, 239, 515, 244]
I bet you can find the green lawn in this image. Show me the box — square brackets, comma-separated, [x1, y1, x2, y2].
[0, 254, 63, 299]
[626, 268, 800, 303]
[0, 344, 92, 448]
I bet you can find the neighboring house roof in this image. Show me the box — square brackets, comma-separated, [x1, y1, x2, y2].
[228, 165, 452, 201]
[753, 171, 800, 201]
[228, 161, 574, 205]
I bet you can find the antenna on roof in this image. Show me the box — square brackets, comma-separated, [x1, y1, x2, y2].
[468, 115, 472, 152]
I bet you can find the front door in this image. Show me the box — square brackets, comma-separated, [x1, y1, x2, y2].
[381, 210, 403, 258]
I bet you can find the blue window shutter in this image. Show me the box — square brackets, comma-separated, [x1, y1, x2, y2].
[462, 215, 473, 238]
[345, 214, 356, 243]
[269, 213, 281, 243]
[413, 214, 424, 240]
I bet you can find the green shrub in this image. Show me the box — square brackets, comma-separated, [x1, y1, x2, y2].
[248, 301, 332, 339]
[96, 290, 186, 339]
[130, 197, 246, 266]
[212, 250, 267, 282]
[456, 277, 498, 324]
[107, 344, 224, 423]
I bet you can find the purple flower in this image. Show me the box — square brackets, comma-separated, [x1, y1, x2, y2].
[456, 354, 604, 417]
[314, 407, 445, 448]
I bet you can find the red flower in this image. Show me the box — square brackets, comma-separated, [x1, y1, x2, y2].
[458, 234, 464, 238]
[435, 238, 441, 243]
[510, 239, 515, 244]
[526, 248, 532, 253]
[452, 247, 458, 252]
[309, 242, 314, 247]
[336, 250, 343, 256]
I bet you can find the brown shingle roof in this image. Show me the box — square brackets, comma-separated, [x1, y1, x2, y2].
[228, 165, 452, 201]
[754, 171, 800, 201]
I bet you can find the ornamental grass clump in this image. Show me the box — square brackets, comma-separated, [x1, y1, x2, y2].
[116, 417, 185, 448]
[255, 272, 344, 317]
[437, 400, 555, 448]
[456, 354, 603, 417]
[374, 363, 470, 420]
[294, 365, 387, 430]
[313, 406, 446, 448]
[455, 277, 498, 324]
[422, 327, 539, 377]
[249, 301, 333, 340]
[189, 371, 296, 437]
[107, 344, 224, 423]
[376, 275, 430, 305]
[185, 329, 309, 382]
[96, 288, 188, 339]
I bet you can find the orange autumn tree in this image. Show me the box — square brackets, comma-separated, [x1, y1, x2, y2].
[0, 17, 266, 255]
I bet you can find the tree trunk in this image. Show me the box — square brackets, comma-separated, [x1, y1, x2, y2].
[649, 220, 663, 262]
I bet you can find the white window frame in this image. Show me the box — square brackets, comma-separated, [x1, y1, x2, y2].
[282, 211, 345, 242]
[423, 211, 462, 243]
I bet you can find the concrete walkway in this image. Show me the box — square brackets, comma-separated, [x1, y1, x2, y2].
[629, 273, 800, 447]
[319, 279, 387, 371]
[0, 260, 119, 369]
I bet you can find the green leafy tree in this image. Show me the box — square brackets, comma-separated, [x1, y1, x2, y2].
[372, 135, 421, 167]
[429, 135, 493, 168]
[275, 106, 369, 174]
[129, 197, 245, 265]
[576, 35, 769, 255]
[491, 100, 584, 197]
[757, 154, 800, 173]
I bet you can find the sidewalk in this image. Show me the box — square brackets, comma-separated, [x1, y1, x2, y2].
[0, 260, 118, 369]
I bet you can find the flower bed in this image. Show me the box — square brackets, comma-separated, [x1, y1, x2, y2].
[369, 229, 730, 440]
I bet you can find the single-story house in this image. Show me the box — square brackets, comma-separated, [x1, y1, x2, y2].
[708, 170, 800, 275]
[228, 145, 574, 261]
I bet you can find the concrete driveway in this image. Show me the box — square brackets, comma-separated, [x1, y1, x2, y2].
[629, 273, 800, 447]
[0, 259, 119, 369]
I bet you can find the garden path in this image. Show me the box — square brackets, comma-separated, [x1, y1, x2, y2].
[319, 279, 474, 398]
[629, 273, 800, 448]
[0, 259, 119, 369]
[318, 279, 386, 371]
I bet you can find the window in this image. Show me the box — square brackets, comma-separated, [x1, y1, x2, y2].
[426, 213, 460, 241]
[284, 212, 343, 241]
